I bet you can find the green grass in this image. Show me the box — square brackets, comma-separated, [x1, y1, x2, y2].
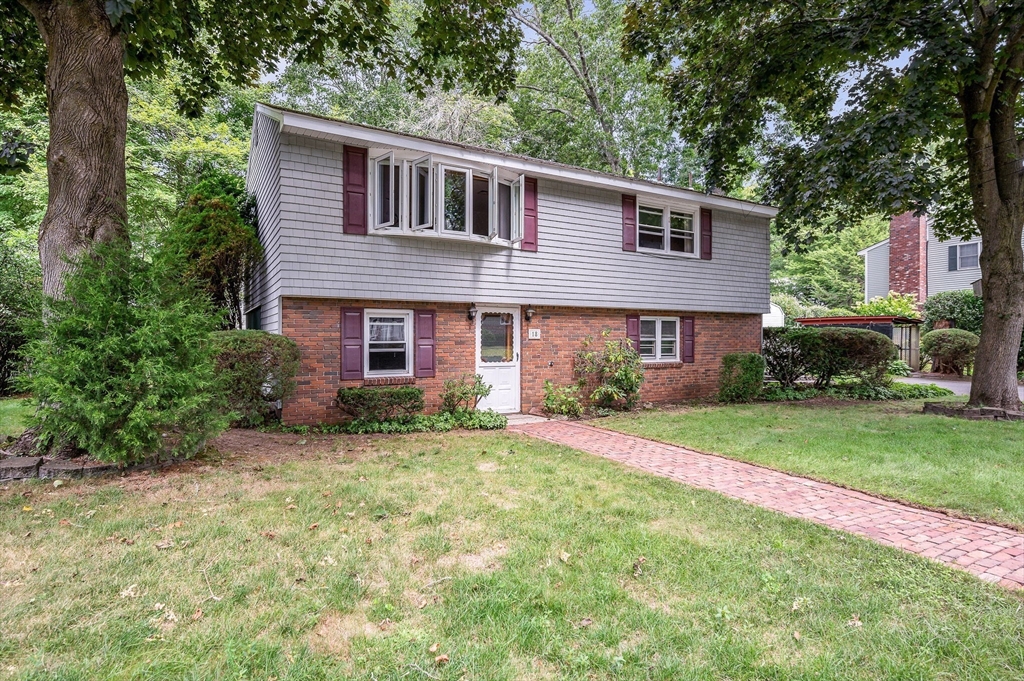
[0, 398, 32, 439]
[598, 398, 1024, 529]
[2, 429, 1022, 680]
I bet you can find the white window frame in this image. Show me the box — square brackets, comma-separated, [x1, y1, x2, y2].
[636, 201, 699, 257]
[958, 241, 980, 269]
[364, 309, 413, 377]
[510, 174, 525, 244]
[439, 164, 472, 234]
[639, 316, 679, 362]
[409, 154, 433, 231]
[371, 151, 397, 230]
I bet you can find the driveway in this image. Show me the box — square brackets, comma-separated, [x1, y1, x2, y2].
[897, 376, 1024, 399]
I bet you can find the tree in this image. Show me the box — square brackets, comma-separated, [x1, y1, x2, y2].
[3, 0, 520, 298]
[165, 170, 263, 330]
[625, 1, 1024, 408]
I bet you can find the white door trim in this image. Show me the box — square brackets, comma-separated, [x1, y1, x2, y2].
[474, 305, 521, 413]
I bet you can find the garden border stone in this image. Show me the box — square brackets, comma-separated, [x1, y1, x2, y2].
[923, 402, 1024, 421]
[0, 457, 43, 480]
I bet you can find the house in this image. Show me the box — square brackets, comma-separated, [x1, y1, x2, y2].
[858, 212, 1024, 302]
[244, 103, 776, 424]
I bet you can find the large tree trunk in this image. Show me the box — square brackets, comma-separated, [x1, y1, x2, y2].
[20, 0, 130, 299]
[970, 207, 1024, 408]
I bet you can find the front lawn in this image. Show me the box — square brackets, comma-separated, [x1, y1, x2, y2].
[599, 398, 1024, 529]
[2, 429, 1022, 679]
[0, 398, 32, 439]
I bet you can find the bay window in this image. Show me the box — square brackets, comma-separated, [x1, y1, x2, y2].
[369, 150, 523, 246]
[639, 317, 679, 362]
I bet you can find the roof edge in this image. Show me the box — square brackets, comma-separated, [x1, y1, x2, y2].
[254, 102, 779, 218]
[857, 238, 890, 256]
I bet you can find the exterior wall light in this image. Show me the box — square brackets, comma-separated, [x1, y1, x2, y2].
[467, 304, 478, 321]
[525, 307, 535, 321]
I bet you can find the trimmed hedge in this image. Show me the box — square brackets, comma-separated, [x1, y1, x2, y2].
[341, 408, 507, 434]
[718, 352, 765, 402]
[807, 327, 897, 387]
[762, 327, 819, 388]
[212, 330, 300, 427]
[336, 386, 425, 422]
[921, 328, 979, 376]
[761, 382, 954, 402]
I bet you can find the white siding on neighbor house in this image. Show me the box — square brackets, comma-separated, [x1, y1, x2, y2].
[245, 111, 283, 333]
[863, 242, 890, 302]
[264, 132, 771, 314]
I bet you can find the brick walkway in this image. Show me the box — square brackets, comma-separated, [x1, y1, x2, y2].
[510, 421, 1024, 589]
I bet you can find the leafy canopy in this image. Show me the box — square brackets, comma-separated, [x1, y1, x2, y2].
[3, 0, 521, 116]
[623, 1, 1017, 243]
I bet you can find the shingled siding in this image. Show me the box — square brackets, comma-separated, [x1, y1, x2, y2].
[245, 111, 284, 332]
[280, 297, 761, 425]
[261, 132, 770, 316]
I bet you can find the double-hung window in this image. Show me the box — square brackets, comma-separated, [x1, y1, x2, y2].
[959, 242, 979, 269]
[365, 310, 413, 376]
[637, 204, 697, 255]
[639, 317, 679, 362]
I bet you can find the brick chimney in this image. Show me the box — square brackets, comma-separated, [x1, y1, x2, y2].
[888, 212, 927, 302]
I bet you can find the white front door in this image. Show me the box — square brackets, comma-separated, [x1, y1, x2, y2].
[475, 307, 521, 413]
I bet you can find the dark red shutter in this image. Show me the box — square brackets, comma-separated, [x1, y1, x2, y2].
[343, 145, 368, 235]
[414, 310, 436, 378]
[626, 314, 640, 352]
[682, 316, 695, 363]
[341, 307, 363, 380]
[522, 177, 538, 252]
[700, 208, 712, 260]
[622, 194, 637, 251]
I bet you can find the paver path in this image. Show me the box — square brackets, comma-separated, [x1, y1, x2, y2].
[510, 420, 1024, 589]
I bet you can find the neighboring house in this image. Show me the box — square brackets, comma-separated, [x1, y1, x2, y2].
[858, 212, 1020, 302]
[245, 103, 776, 424]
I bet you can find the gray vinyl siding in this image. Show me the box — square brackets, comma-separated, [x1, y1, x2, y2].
[926, 225, 984, 297]
[245, 111, 283, 332]
[254, 131, 770, 315]
[863, 243, 890, 302]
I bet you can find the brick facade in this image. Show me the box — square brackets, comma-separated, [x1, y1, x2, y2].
[280, 297, 762, 425]
[888, 211, 927, 302]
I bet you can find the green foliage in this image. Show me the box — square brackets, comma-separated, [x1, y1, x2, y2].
[770, 217, 889, 309]
[760, 382, 954, 402]
[718, 353, 765, 403]
[440, 373, 491, 412]
[761, 327, 820, 388]
[575, 332, 645, 410]
[806, 328, 898, 388]
[335, 386, 425, 422]
[542, 381, 584, 418]
[19, 243, 227, 464]
[769, 293, 854, 322]
[922, 290, 985, 334]
[210, 330, 301, 427]
[887, 359, 913, 377]
[163, 169, 262, 329]
[855, 292, 920, 318]
[340, 408, 507, 434]
[0, 235, 40, 396]
[921, 329, 979, 377]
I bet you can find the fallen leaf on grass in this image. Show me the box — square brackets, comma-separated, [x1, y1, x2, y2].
[793, 631, 801, 641]
[322, 490, 332, 497]
[119, 584, 139, 599]
[434, 654, 449, 665]
[191, 608, 204, 622]
[429, 643, 439, 653]
[847, 614, 863, 628]
[21, 506, 31, 512]
[167, 521, 183, 529]
[319, 555, 336, 566]
[559, 551, 571, 563]
[577, 618, 593, 628]
[260, 531, 276, 539]
[155, 540, 174, 550]
[285, 504, 298, 510]
[633, 556, 646, 577]
[52, 480, 63, 488]
[59, 518, 71, 526]
[308, 523, 319, 531]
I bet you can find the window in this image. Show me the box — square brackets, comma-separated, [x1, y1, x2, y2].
[472, 173, 490, 237]
[365, 310, 412, 376]
[479, 312, 515, 363]
[372, 152, 400, 229]
[410, 154, 433, 230]
[245, 306, 261, 331]
[959, 242, 979, 269]
[637, 204, 698, 255]
[639, 317, 678, 362]
[441, 166, 470, 233]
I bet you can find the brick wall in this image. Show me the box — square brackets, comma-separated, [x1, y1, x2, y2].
[888, 212, 927, 302]
[281, 297, 762, 424]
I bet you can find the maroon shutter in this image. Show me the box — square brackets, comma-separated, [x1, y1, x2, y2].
[626, 314, 640, 352]
[341, 307, 363, 380]
[622, 194, 637, 251]
[700, 208, 712, 260]
[343, 145, 368, 235]
[522, 177, 538, 252]
[682, 316, 695, 363]
[414, 310, 436, 378]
